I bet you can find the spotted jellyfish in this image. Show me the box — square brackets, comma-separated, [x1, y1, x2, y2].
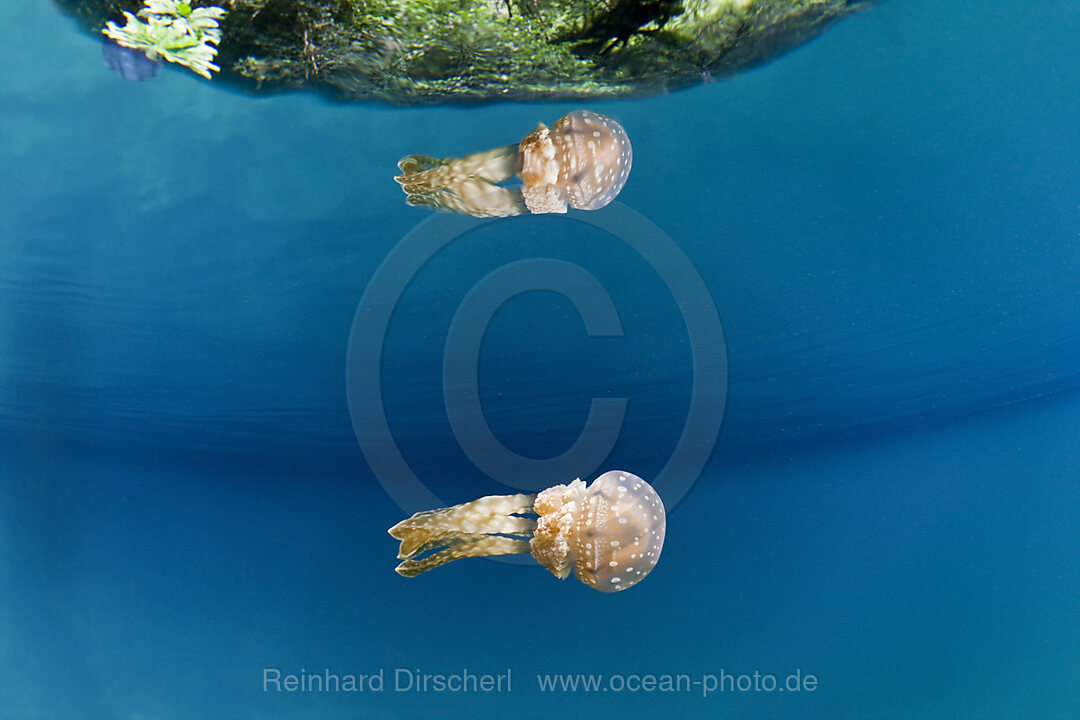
[388, 471, 665, 592]
[393, 110, 633, 218]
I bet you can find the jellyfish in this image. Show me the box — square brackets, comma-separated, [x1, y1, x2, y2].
[394, 110, 633, 218]
[102, 38, 161, 82]
[388, 470, 665, 592]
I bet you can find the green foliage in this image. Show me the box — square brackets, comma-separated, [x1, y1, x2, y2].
[103, 0, 227, 79]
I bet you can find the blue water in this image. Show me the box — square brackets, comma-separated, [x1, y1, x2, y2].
[2, 1, 1079, 718]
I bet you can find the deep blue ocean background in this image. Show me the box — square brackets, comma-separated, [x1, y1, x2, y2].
[2, 1, 1079, 718]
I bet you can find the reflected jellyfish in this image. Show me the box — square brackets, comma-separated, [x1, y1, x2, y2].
[394, 110, 633, 218]
[388, 471, 665, 592]
[102, 38, 161, 82]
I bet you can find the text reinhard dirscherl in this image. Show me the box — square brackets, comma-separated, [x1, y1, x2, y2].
[263, 667, 511, 694]
[262, 667, 820, 698]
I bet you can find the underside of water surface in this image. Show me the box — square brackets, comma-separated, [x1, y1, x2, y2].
[55, 0, 875, 103]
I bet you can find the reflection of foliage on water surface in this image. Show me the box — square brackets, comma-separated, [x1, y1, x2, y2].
[55, 0, 876, 104]
[561, 0, 686, 57]
[102, 0, 226, 79]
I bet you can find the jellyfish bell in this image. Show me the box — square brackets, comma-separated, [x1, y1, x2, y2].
[531, 471, 665, 592]
[102, 38, 161, 82]
[388, 470, 666, 593]
[519, 110, 633, 214]
[393, 110, 632, 218]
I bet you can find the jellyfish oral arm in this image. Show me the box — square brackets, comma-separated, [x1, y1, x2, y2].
[393, 535, 533, 578]
[528, 479, 588, 579]
[394, 145, 526, 218]
[518, 124, 570, 214]
[388, 492, 538, 576]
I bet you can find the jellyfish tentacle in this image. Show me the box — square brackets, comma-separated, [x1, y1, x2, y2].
[396, 144, 519, 182]
[396, 530, 525, 561]
[389, 493, 537, 559]
[394, 521, 537, 561]
[394, 144, 525, 218]
[401, 180, 526, 218]
[394, 536, 532, 577]
[390, 493, 535, 533]
[395, 530, 484, 561]
[395, 154, 442, 176]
